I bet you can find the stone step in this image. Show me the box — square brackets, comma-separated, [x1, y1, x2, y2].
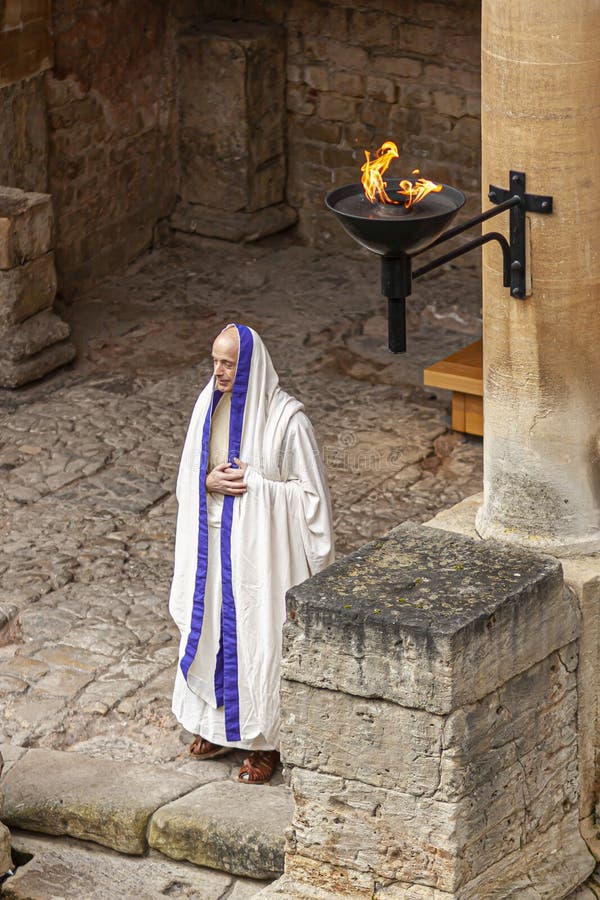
[1, 748, 207, 856]
[3, 831, 269, 900]
[149, 779, 294, 881]
[1, 748, 293, 882]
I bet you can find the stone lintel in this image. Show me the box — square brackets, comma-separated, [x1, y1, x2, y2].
[0, 186, 53, 269]
[284, 522, 577, 714]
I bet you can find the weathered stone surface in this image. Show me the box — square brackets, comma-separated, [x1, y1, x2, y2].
[280, 517, 591, 894]
[561, 557, 600, 827]
[47, 0, 176, 299]
[0, 821, 12, 877]
[290, 750, 580, 891]
[177, 21, 285, 213]
[0, 252, 56, 326]
[0, 187, 53, 269]
[0, 338, 76, 388]
[171, 200, 297, 242]
[255, 876, 345, 899]
[0, 309, 70, 361]
[0, 0, 53, 88]
[0, 75, 48, 194]
[567, 866, 600, 899]
[148, 781, 293, 879]
[280, 681, 444, 792]
[1, 749, 206, 854]
[427, 494, 600, 842]
[284, 522, 577, 713]
[2, 831, 266, 900]
[0, 750, 12, 876]
[425, 492, 481, 540]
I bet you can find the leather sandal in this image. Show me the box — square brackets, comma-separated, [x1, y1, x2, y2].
[237, 750, 279, 784]
[189, 735, 231, 759]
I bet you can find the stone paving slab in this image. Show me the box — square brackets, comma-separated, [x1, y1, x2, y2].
[148, 780, 294, 880]
[1, 749, 207, 855]
[2, 831, 269, 899]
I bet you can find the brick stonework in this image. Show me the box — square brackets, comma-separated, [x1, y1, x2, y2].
[47, 0, 178, 298]
[183, 0, 481, 248]
[0, 0, 481, 299]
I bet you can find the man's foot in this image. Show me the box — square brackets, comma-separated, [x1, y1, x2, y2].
[237, 750, 279, 784]
[189, 736, 231, 759]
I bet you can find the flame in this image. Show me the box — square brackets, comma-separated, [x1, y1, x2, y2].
[360, 143, 442, 209]
[360, 140, 399, 204]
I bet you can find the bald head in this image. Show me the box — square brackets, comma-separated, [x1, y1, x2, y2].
[212, 326, 239, 393]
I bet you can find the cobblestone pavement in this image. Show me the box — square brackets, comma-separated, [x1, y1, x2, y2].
[0, 233, 483, 778]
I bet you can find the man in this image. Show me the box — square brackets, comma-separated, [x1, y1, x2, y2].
[169, 324, 334, 783]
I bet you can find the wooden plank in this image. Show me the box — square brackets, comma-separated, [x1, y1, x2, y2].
[423, 339, 483, 397]
[451, 392, 466, 432]
[464, 394, 483, 437]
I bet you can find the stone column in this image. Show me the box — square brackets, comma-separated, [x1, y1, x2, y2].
[0, 187, 76, 388]
[475, 1, 600, 555]
[260, 524, 594, 898]
[171, 20, 297, 243]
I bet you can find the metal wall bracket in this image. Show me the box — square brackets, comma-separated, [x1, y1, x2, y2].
[376, 170, 554, 352]
[488, 171, 553, 299]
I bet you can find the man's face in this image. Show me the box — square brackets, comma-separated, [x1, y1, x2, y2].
[211, 330, 239, 393]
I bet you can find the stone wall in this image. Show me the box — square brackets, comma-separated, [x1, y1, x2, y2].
[183, 0, 481, 248]
[2, 0, 481, 298]
[264, 523, 595, 898]
[0, 0, 52, 192]
[47, 0, 178, 298]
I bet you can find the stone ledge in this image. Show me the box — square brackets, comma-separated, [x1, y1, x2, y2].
[0, 309, 70, 362]
[283, 521, 578, 713]
[2, 831, 269, 900]
[0, 187, 53, 270]
[148, 780, 294, 879]
[1, 749, 207, 855]
[171, 201, 297, 243]
[0, 338, 76, 389]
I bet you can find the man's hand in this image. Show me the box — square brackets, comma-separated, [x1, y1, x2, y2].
[206, 460, 248, 496]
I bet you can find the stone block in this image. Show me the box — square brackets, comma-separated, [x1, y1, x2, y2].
[0, 252, 56, 327]
[349, 10, 396, 48]
[1, 749, 206, 854]
[178, 21, 286, 213]
[0, 187, 53, 269]
[0, 750, 12, 876]
[171, 200, 297, 243]
[366, 75, 396, 104]
[0, 338, 75, 388]
[0, 16, 53, 89]
[280, 522, 593, 895]
[0, 75, 48, 194]
[280, 682, 444, 793]
[148, 781, 293, 879]
[0, 821, 11, 877]
[0, 309, 70, 361]
[3, 832, 236, 900]
[283, 523, 578, 714]
[372, 55, 423, 80]
[317, 93, 357, 123]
